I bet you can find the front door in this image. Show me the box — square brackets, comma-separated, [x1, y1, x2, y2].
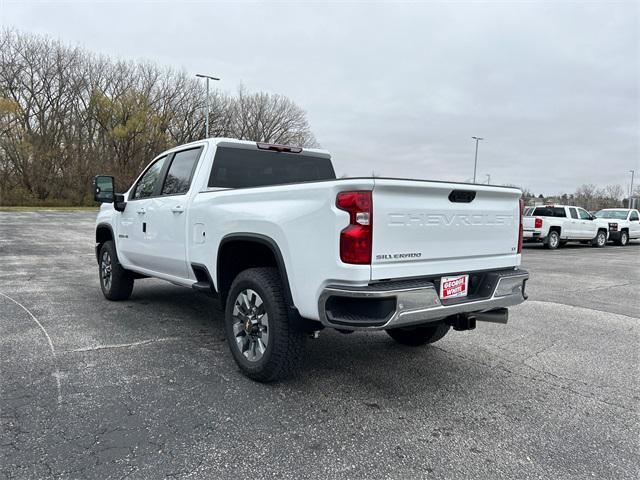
[117, 155, 168, 269]
[576, 208, 597, 239]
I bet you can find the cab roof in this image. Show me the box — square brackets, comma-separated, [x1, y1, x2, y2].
[158, 137, 330, 159]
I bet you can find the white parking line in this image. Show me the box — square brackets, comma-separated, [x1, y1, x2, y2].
[0, 292, 63, 406]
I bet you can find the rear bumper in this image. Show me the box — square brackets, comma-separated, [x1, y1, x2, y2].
[523, 230, 542, 241]
[318, 268, 528, 330]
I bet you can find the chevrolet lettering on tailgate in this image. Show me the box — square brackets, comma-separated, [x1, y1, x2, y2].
[388, 213, 514, 227]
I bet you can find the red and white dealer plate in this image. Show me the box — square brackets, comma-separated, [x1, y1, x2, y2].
[439, 274, 469, 299]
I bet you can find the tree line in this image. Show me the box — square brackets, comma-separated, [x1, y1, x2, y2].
[0, 29, 317, 206]
[521, 183, 639, 212]
[1, 30, 636, 210]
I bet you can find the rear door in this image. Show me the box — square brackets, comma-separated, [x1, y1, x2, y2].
[370, 179, 521, 280]
[143, 146, 204, 279]
[568, 207, 579, 237]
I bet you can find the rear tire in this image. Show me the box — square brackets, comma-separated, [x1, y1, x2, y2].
[544, 230, 560, 249]
[224, 268, 305, 382]
[592, 230, 607, 248]
[99, 241, 134, 300]
[616, 231, 629, 246]
[386, 324, 450, 346]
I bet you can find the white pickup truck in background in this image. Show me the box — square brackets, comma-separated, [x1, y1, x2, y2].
[523, 205, 609, 249]
[594, 208, 640, 246]
[93, 138, 528, 381]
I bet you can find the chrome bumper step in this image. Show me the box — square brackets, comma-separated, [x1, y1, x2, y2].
[318, 269, 528, 330]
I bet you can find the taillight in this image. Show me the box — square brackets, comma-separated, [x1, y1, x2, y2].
[336, 191, 372, 264]
[518, 198, 524, 253]
[534, 217, 543, 229]
[256, 142, 303, 153]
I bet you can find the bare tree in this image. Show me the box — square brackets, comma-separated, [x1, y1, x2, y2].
[229, 86, 318, 147]
[521, 184, 627, 210]
[573, 184, 599, 211]
[0, 29, 319, 205]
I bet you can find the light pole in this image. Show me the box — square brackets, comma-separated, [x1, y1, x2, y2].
[471, 136, 483, 183]
[485, 173, 491, 184]
[195, 73, 220, 138]
[630, 169, 636, 208]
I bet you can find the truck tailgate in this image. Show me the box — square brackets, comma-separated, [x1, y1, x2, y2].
[371, 179, 522, 280]
[523, 216, 538, 231]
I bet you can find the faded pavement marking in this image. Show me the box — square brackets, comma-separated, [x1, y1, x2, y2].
[0, 291, 63, 406]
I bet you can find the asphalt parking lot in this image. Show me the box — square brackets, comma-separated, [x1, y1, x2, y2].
[1, 211, 638, 480]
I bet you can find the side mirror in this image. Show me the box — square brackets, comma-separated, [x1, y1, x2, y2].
[93, 175, 115, 203]
[94, 175, 127, 212]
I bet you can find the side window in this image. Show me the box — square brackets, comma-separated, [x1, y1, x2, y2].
[162, 148, 202, 196]
[577, 208, 591, 220]
[552, 207, 566, 218]
[132, 156, 167, 200]
[569, 208, 578, 219]
[630, 211, 639, 222]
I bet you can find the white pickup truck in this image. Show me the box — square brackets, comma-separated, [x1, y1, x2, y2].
[594, 208, 640, 246]
[93, 138, 529, 381]
[523, 205, 609, 249]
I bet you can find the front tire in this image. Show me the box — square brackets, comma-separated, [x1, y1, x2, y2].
[544, 231, 560, 249]
[386, 323, 450, 346]
[224, 268, 305, 382]
[99, 241, 134, 300]
[592, 230, 607, 248]
[616, 231, 629, 246]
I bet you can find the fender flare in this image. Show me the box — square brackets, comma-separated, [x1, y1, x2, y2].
[218, 233, 294, 307]
[95, 223, 115, 263]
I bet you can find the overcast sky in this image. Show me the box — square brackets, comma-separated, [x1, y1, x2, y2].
[1, 0, 638, 194]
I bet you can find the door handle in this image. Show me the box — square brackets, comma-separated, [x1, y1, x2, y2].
[136, 208, 146, 215]
[171, 205, 185, 213]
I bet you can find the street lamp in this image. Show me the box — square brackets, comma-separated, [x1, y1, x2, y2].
[630, 169, 636, 208]
[471, 136, 484, 183]
[485, 173, 491, 184]
[195, 73, 220, 138]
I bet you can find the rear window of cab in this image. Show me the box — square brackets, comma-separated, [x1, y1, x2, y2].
[532, 207, 566, 217]
[208, 147, 336, 188]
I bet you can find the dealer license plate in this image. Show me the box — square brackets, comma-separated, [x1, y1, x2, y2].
[440, 274, 469, 299]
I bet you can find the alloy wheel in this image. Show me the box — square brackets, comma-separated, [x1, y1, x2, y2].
[101, 251, 112, 290]
[621, 232, 628, 246]
[231, 289, 269, 362]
